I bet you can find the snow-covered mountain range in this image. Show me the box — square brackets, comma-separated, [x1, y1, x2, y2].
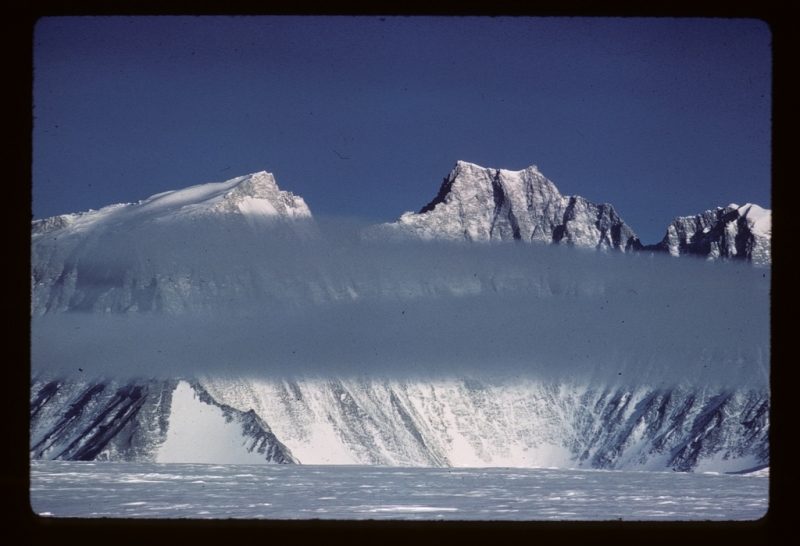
[30, 162, 771, 472]
[365, 161, 642, 251]
[367, 161, 771, 266]
[31, 171, 317, 316]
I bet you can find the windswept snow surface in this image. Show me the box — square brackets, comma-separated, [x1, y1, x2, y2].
[738, 203, 771, 238]
[30, 461, 769, 520]
[31, 240, 770, 386]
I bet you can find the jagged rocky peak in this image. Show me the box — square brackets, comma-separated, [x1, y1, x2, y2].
[645, 203, 771, 266]
[367, 160, 642, 251]
[30, 375, 298, 464]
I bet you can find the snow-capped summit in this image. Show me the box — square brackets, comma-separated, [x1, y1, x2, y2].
[31, 171, 317, 316]
[365, 161, 642, 251]
[32, 171, 312, 236]
[206, 171, 312, 219]
[644, 203, 771, 266]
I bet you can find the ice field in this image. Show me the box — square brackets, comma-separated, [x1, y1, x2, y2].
[30, 461, 768, 521]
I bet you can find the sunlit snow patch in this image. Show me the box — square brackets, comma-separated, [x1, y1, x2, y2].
[156, 381, 273, 464]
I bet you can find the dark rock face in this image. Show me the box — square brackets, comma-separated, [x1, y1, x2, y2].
[30, 377, 178, 461]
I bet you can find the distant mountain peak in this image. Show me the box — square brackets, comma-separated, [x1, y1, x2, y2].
[30, 171, 317, 316]
[644, 203, 771, 266]
[32, 171, 313, 237]
[367, 161, 642, 251]
[210, 171, 311, 219]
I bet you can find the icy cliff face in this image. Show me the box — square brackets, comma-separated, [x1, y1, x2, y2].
[30, 376, 176, 462]
[644, 203, 771, 266]
[366, 161, 642, 251]
[29, 376, 768, 473]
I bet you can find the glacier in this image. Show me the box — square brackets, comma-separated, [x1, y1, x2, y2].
[30, 164, 770, 473]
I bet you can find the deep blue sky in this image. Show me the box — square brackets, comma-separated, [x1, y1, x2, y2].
[32, 16, 771, 245]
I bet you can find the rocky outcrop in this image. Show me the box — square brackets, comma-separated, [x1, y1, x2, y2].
[644, 203, 771, 266]
[366, 161, 642, 251]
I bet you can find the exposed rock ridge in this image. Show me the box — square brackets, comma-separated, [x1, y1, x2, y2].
[29, 376, 178, 461]
[32, 214, 79, 235]
[644, 203, 771, 266]
[30, 375, 298, 464]
[367, 161, 642, 251]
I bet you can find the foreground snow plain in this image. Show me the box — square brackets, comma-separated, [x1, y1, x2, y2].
[30, 461, 768, 521]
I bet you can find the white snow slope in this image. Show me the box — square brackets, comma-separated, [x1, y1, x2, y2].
[32, 171, 312, 235]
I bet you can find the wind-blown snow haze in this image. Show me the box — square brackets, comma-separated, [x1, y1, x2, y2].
[32, 215, 769, 387]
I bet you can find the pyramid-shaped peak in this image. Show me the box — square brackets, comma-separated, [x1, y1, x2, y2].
[212, 171, 311, 219]
[368, 161, 639, 251]
[220, 171, 282, 203]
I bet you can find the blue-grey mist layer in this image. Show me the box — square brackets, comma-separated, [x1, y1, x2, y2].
[31, 215, 769, 385]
